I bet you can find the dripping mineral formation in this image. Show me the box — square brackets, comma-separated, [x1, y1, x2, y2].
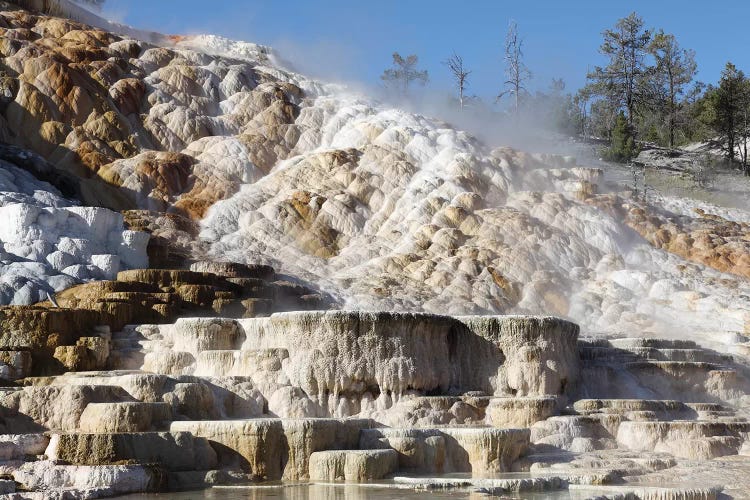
[0, 0, 746, 498]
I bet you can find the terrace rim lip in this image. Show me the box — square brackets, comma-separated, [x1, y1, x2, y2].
[238, 309, 580, 325]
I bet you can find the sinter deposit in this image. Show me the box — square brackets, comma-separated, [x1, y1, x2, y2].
[0, 1, 746, 499]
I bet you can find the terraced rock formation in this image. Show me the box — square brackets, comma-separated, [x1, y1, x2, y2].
[0, 293, 745, 498]
[623, 202, 750, 280]
[0, 1, 747, 498]
[0, 261, 328, 379]
[0, 1, 747, 342]
[0, 144, 149, 305]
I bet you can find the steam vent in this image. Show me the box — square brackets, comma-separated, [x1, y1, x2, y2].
[0, 0, 748, 498]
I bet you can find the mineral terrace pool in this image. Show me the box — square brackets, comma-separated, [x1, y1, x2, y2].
[118, 479, 719, 499]
[119, 484, 575, 499]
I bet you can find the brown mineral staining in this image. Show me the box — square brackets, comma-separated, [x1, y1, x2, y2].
[630, 203, 750, 279]
[487, 267, 521, 304]
[587, 193, 750, 281]
[108, 78, 145, 116]
[3, 5, 750, 495]
[134, 152, 193, 199]
[0, 260, 327, 380]
[278, 190, 341, 258]
[0, 6, 306, 219]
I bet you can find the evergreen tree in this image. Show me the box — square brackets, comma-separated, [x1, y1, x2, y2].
[706, 63, 749, 167]
[546, 79, 582, 136]
[588, 12, 652, 128]
[574, 86, 594, 139]
[381, 53, 428, 96]
[677, 81, 712, 144]
[649, 31, 697, 148]
[585, 97, 619, 141]
[604, 111, 638, 161]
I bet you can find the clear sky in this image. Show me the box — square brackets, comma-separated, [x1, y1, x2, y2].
[103, 0, 750, 103]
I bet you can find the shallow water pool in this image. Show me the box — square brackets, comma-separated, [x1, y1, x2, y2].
[119, 483, 574, 499]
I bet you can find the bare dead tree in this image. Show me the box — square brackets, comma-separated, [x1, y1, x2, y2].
[444, 52, 471, 112]
[497, 20, 531, 118]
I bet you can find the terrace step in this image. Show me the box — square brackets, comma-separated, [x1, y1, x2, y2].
[78, 402, 172, 432]
[308, 449, 398, 481]
[359, 427, 530, 475]
[45, 431, 217, 472]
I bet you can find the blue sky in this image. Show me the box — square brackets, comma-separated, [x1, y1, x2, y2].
[105, 0, 750, 103]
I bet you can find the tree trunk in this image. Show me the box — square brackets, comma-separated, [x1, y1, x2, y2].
[668, 113, 674, 148]
[668, 74, 676, 148]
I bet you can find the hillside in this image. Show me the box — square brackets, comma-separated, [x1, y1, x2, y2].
[0, 2, 749, 499]
[0, 2, 746, 346]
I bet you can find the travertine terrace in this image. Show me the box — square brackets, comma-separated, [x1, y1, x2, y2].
[0, 261, 746, 498]
[0, 1, 747, 498]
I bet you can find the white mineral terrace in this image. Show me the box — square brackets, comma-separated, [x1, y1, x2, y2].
[0, 310, 745, 498]
[0, 1, 746, 499]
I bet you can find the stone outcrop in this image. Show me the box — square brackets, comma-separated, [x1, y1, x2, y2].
[608, 196, 750, 282]
[45, 432, 217, 471]
[12, 461, 166, 496]
[0, 0, 746, 344]
[2, 292, 744, 498]
[359, 427, 530, 475]
[616, 421, 750, 460]
[0, 2, 747, 499]
[0, 307, 105, 376]
[0, 3, 301, 220]
[0, 262, 330, 381]
[169, 418, 374, 480]
[109, 312, 580, 416]
[578, 337, 750, 405]
[0, 146, 149, 306]
[459, 315, 579, 398]
[77, 402, 172, 433]
[0, 302, 597, 496]
[0, 283, 747, 497]
[0, 385, 131, 432]
[485, 396, 558, 428]
[308, 449, 398, 481]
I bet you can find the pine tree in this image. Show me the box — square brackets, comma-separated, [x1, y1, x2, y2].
[604, 111, 638, 162]
[649, 31, 697, 148]
[381, 53, 428, 96]
[707, 62, 749, 168]
[588, 12, 652, 128]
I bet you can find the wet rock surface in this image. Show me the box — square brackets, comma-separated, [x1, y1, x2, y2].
[0, 262, 329, 381]
[0, 2, 747, 499]
[0, 0, 745, 343]
[0, 282, 747, 498]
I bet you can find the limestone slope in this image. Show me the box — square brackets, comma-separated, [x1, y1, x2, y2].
[0, 4, 749, 498]
[0, 4, 746, 344]
[189, 38, 750, 342]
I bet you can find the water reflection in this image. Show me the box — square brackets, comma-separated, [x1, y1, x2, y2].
[119, 483, 573, 499]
